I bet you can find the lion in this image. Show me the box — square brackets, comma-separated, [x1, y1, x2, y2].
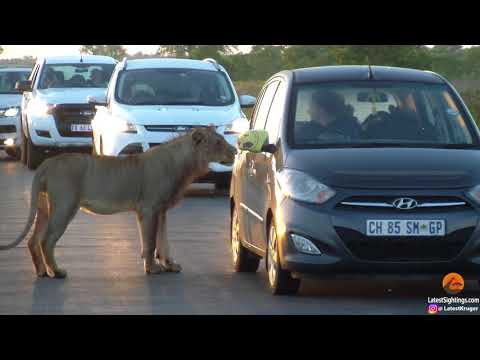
[0, 127, 236, 279]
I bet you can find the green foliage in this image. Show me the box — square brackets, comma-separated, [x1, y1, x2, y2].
[81, 45, 127, 61]
[0, 46, 3, 55]
[283, 45, 335, 70]
[156, 45, 237, 59]
[328, 45, 433, 69]
[460, 90, 480, 127]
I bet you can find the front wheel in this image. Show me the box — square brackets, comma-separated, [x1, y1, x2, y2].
[266, 220, 301, 295]
[5, 147, 21, 161]
[21, 131, 27, 164]
[26, 136, 44, 170]
[231, 206, 260, 273]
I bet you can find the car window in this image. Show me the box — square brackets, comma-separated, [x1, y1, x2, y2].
[38, 64, 115, 89]
[252, 81, 279, 131]
[115, 68, 235, 106]
[292, 81, 476, 148]
[265, 81, 286, 143]
[0, 71, 31, 94]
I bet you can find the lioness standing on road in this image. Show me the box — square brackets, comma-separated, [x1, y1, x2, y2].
[0, 127, 236, 278]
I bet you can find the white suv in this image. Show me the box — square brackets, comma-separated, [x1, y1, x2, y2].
[16, 55, 117, 169]
[90, 57, 255, 189]
[0, 67, 32, 160]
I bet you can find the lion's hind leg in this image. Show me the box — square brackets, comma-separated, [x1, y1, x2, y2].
[28, 192, 49, 277]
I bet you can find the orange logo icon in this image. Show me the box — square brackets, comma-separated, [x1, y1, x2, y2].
[442, 273, 465, 295]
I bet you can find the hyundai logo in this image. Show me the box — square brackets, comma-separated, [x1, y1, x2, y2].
[393, 198, 418, 210]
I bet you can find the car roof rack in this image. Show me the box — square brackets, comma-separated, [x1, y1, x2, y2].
[203, 58, 221, 71]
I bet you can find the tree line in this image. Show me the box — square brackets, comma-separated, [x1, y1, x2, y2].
[2, 45, 480, 82]
[82, 45, 480, 82]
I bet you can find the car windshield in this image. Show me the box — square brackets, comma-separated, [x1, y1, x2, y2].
[0, 70, 31, 94]
[115, 68, 235, 106]
[291, 81, 478, 148]
[38, 63, 115, 89]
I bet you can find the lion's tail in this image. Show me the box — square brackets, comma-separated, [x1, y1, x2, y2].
[0, 161, 48, 251]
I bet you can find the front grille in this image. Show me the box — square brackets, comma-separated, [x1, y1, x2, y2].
[335, 226, 475, 262]
[144, 125, 215, 132]
[52, 104, 95, 138]
[337, 196, 471, 213]
[0, 125, 16, 133]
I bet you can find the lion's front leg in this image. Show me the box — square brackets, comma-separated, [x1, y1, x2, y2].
[136, 209, 167, 275]
[155, 211, 182, 273]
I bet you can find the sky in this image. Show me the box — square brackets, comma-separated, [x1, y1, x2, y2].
[0, 45, 477, 60]
[0, 45, 253, 59]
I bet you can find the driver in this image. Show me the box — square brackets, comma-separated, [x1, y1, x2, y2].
[43, 69, 58, 88]
[299, 90, 361, 140]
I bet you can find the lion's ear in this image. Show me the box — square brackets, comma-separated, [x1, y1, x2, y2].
[192, 129, 206, 146]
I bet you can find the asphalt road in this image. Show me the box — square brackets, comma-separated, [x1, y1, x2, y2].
[1, 151, 479, 315]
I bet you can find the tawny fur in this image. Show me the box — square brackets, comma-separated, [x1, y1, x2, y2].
[0, 127, 236, 278]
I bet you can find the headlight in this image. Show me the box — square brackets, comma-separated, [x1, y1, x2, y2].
[224, 118, 249, 135]
[467, 185, 480, 205]
[114, 120, 137, 134]
[3, 107, 19, 117]
[29, 100, 54, 117]
[275, 169, 336, 204]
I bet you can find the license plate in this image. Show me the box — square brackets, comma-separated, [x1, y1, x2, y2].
[366, 220, 446, 237]
[71, 124, 92, 132]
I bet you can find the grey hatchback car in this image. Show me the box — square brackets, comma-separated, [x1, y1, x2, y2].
[230, 65, 480, 295]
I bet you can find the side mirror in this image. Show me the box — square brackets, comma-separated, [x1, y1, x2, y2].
[237, 129, 276, 153]
[15, 80, 32, 93]
[239, 95, 256, 109]
[87, 95, 107, 107]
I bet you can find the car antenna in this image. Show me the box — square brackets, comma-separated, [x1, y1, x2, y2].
[368, 64, 374, 80]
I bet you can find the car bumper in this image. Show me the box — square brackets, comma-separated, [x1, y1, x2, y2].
[28, 114, 92, 148]
[0, 115, 21, 149]
[275, 195, 480, 280]
[102, 126, 236, 173]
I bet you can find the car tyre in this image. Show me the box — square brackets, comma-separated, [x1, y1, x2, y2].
[231, 206, 260, 273]
[21, 131, 28, 165]
[5, 147, 21, 161]
[26, 136, 44, 170]
[266, 219, 301, 295]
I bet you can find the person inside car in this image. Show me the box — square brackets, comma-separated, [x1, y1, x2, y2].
[296, 90, 362, 142]
[88, 69, 105, 87]
[42, 69, 58, 88]
[388, 90, 438, 141]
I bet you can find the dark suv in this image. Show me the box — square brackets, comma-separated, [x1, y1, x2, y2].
[230, 65, 480, 295]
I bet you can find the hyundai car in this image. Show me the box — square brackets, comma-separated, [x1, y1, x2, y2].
[230, 65, 480, 295]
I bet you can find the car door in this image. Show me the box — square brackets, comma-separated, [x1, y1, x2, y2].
[249, 80, 287, 251]
[242, 80, 279, 251]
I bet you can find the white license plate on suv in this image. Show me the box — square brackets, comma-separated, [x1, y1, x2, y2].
[366, 220, 446, 237]
[71, 124, 92, 132]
